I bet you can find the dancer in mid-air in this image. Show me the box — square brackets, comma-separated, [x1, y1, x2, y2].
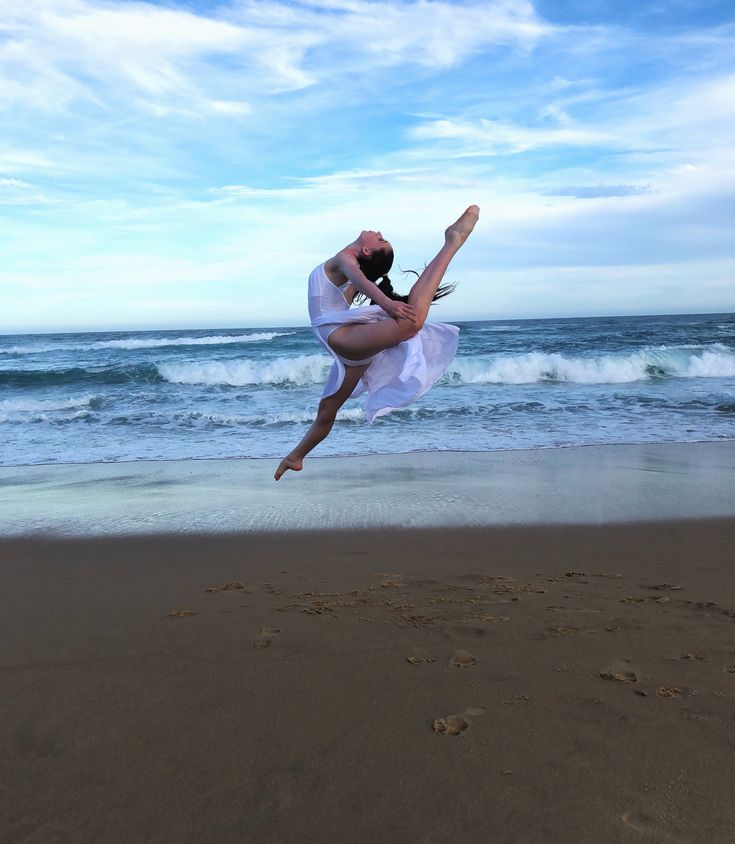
[274, 205, 479, 480]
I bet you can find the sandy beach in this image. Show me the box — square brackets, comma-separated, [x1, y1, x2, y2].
[2, 445, 735, 843]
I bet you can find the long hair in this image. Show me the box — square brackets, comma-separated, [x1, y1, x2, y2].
[353, 250, 457, 306]
[370, 272, 456, 305]
[356, 246, 394, 281]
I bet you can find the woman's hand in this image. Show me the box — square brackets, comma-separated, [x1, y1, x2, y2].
[383, 300, 418, 323]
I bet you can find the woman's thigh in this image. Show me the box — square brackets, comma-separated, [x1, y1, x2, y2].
[327, 319, 409, 362]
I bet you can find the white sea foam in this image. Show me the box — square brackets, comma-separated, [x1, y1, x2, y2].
[3, 332, 293, 355]
[684, 348, 735, 377]
[159, 355, 331, 386]
[448, 345, 735, 385]
[0, 395, 95, 413]
[0, 395, 96, 423]
[181, 407, 365, 426]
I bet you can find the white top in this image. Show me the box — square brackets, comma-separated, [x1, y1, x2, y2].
[307, 262, 459, 423]
[308, 261, 357, 322]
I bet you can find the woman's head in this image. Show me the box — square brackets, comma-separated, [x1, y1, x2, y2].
[357, 245, 394, 281]
[356, 230, 394, 281]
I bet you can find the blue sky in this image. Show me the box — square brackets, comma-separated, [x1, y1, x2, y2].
[2, 0, 734, 333]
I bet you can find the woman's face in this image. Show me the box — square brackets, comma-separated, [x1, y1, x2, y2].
[358, 230, 391, 253]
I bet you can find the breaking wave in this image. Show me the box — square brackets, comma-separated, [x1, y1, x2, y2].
[0, 394, 99, 424]
[2, 345, 733, 391]
[448, 345, 735, 385]
[158, 355, 331, 386]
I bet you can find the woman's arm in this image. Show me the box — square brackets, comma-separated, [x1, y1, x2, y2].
[335, 253, 416, 321]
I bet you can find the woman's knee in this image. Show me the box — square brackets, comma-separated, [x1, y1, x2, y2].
[316, 398, 337, 423]
[398, 318, 422, 341]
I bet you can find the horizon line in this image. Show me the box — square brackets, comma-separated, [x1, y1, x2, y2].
[2, 308, 734, 337]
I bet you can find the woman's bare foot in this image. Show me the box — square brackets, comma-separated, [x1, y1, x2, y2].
[274, 455, 303, 481]
[445, 205, 479, 249]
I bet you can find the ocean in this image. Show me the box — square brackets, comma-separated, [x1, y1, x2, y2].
[1, 313, 733, 466]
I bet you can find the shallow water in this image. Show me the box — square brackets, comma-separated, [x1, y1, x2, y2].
[2, 442, 734, 537]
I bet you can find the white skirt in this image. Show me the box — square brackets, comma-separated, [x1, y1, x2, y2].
[311, 305, 459, 424]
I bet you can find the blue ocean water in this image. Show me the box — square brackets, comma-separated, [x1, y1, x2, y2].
[1, 313, 734, 465]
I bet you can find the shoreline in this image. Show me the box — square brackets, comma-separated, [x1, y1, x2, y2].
[3, 309, 733, 338]
[2, 440, 734, 538]
[1, 434, 734, 469]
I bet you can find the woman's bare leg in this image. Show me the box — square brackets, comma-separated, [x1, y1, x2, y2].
[327, 205, 479, 362]
[407, 205, 479, 327]
[274, 363, 370, 480]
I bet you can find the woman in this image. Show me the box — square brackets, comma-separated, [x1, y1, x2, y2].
[274, 205, 479, 480]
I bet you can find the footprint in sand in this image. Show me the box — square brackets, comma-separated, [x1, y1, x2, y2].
[622, 811, 682, 842]
[203, 580, 248, 593]
[668, 653, 709, 662]
[450, 650, 477, 668]
[655, 686, 682, 698]
[549, 624, 580, 635]
[433, 715, 468, 735]
[622, 811, 656, 832]
[252, 627, 280, 648]
[600, 670, 638, 683]
[432, 706, 485, 736]
[600, 658, 639, 684]
[643, 583, 683, 592]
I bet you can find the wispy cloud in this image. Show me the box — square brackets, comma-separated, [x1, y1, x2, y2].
[0, 0, 548, 116]
[1, 0, 734, 331]
[543, 185, 653, 199]
[408, 116, 613, 155]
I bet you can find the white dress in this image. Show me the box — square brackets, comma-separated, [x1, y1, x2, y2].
[308, 262, 459, 423]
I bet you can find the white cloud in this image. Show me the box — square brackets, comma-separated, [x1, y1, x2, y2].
[0, 0, 548, 117]
[398, 69, 735, 224]
[1, 1, 734, 330]
[543, 184, 652, 198]
[0, 177, 29, 188]
[409, 116, 613, 155]
[0, 150, 57, 171]
[208, 100, 251, 116]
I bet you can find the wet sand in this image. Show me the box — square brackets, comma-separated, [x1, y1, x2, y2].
[2, 518, 735, 843]
[2, 441, 735, 536]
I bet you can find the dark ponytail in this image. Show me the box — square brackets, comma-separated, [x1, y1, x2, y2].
[373, 272, 456, 305]
[354, 270, 457, 306]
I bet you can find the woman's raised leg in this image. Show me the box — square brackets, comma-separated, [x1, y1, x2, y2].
[327, 205, 479, 363]
[274, 363, 370, 480]
[407, 205, 479, 328]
